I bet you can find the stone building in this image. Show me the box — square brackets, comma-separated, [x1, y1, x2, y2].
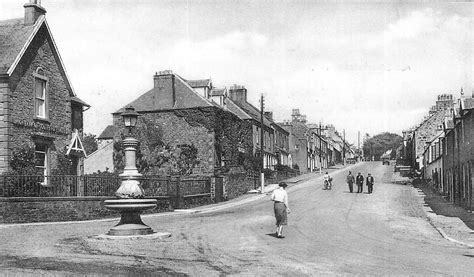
[442, 96, 474, 210]
[422, 131, 443, 190]
[111, 71, 253, 176]
[280, 109, 318, 173]
[226, 85, 277, 169]
[408, 94, 454, 169]
[0, 1, 89, 180]
[266, 112, 290, 167]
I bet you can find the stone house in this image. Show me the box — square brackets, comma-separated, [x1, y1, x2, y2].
[280, 110, 313, 173]
[409, 94, 454, 169]
[0, 1, 89, 182]
[111, 71, 253, 176]
[280, 110, 334, 173]
[442, 117, 455, 199]
[422, 131, 443, 190]
[284, 124, 309, 173]
[226, 85, 277, 169]
[442, 96, 474, 210]
[266, 112, 290, 167]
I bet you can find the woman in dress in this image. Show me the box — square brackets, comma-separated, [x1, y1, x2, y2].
[271, 182, 290, 238]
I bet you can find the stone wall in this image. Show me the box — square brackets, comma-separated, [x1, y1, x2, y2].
[225, 172, 258, 200]
[2, 24, 78, 175]
[0, 196, 172, 223]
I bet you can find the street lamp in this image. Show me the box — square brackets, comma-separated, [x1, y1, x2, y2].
[104, 106, 158, 236]
[121, 106, 140, 134]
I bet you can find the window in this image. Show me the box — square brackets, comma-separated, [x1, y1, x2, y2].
[35, 143, 49, 185]
[34, 68, 48, 119]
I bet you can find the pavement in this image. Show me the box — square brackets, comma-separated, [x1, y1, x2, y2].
[412, 181, 474, 248]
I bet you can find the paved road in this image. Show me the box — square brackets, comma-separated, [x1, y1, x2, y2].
[1, 162, 474, 276]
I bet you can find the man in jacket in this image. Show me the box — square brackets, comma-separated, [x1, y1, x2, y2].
[346, 171, 355, 193]
[356, 172, 364, 193]
[366, 173, 375, 194]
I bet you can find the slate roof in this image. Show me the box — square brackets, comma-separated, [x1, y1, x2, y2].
[0, 18, 37, 74]
[225, 99, 252, 120]
[231, 100, 273, 127]
[0, 15, 90, 107]
[186, 79, 211, 88]
[115, 73, 216, 114]
[98, 125, 117, 140]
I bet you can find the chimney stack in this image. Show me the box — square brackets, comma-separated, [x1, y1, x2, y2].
[24, 0, 46, 26]
[152, 70, 176, 109]
[228, 85, 247, 104]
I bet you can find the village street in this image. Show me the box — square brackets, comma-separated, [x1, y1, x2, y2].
[1, 162, 474, 276]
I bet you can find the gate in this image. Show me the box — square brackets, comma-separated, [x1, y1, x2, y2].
[214, 177, 224, 202]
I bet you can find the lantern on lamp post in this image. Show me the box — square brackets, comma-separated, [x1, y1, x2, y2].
[121, 106, 140, 135]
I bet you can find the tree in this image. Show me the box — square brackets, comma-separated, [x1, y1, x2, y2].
[362, 132, 402, 160]
[82, 133, 98, 155]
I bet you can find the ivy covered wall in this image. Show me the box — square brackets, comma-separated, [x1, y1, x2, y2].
[112, 106, 254, 176]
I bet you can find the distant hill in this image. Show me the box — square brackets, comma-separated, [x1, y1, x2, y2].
[363, 132, 402, 160]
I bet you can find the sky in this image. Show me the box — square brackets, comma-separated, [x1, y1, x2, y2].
[1, 0, 473, 145]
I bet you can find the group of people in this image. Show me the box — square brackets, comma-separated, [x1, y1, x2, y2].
[270, 171, 376, 238]
[345, 171, 374, 194]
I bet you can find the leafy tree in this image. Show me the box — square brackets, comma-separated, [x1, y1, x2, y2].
[82, 133, 98, 155]
[362, 132, 402, 160]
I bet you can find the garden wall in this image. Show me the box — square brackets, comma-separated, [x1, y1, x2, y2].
[0, 196, 172, 224]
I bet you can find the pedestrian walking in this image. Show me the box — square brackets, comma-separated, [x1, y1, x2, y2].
[366, 173, 374, 194]
[271, 182, 290, 238]
[346, 171, 355, 193]
[356, 172, 364, 193]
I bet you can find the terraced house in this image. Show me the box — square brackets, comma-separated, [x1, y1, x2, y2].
[0, 1, 89, 183]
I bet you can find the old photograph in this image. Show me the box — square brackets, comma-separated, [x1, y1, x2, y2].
[0, 0, 473, 275]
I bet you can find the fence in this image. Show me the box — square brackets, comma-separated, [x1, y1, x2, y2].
[0, 174, 211, 202]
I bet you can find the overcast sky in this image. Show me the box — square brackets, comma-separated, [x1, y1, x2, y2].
[1, 0, 473, 144]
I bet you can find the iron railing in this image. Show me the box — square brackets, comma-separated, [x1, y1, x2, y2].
[0, 174, 212, 198]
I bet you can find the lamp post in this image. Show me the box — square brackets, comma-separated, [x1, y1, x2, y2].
[104, 106, 158, 236]
[115, 107, 143, 198]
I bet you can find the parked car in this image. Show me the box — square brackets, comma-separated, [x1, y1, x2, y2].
[382, 157, 390, 165]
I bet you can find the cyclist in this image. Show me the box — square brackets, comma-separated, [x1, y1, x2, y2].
[323, 172, 332, 190]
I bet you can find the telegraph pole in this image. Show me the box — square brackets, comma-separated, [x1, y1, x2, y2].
[342, 129, 346, 165]
[318, 122, 328, 174]
[260, 94, 265, 194]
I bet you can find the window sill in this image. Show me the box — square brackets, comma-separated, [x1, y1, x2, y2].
[34, 117, 50, 124]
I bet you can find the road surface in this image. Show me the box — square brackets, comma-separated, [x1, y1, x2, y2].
[1, 162, 474, 276]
